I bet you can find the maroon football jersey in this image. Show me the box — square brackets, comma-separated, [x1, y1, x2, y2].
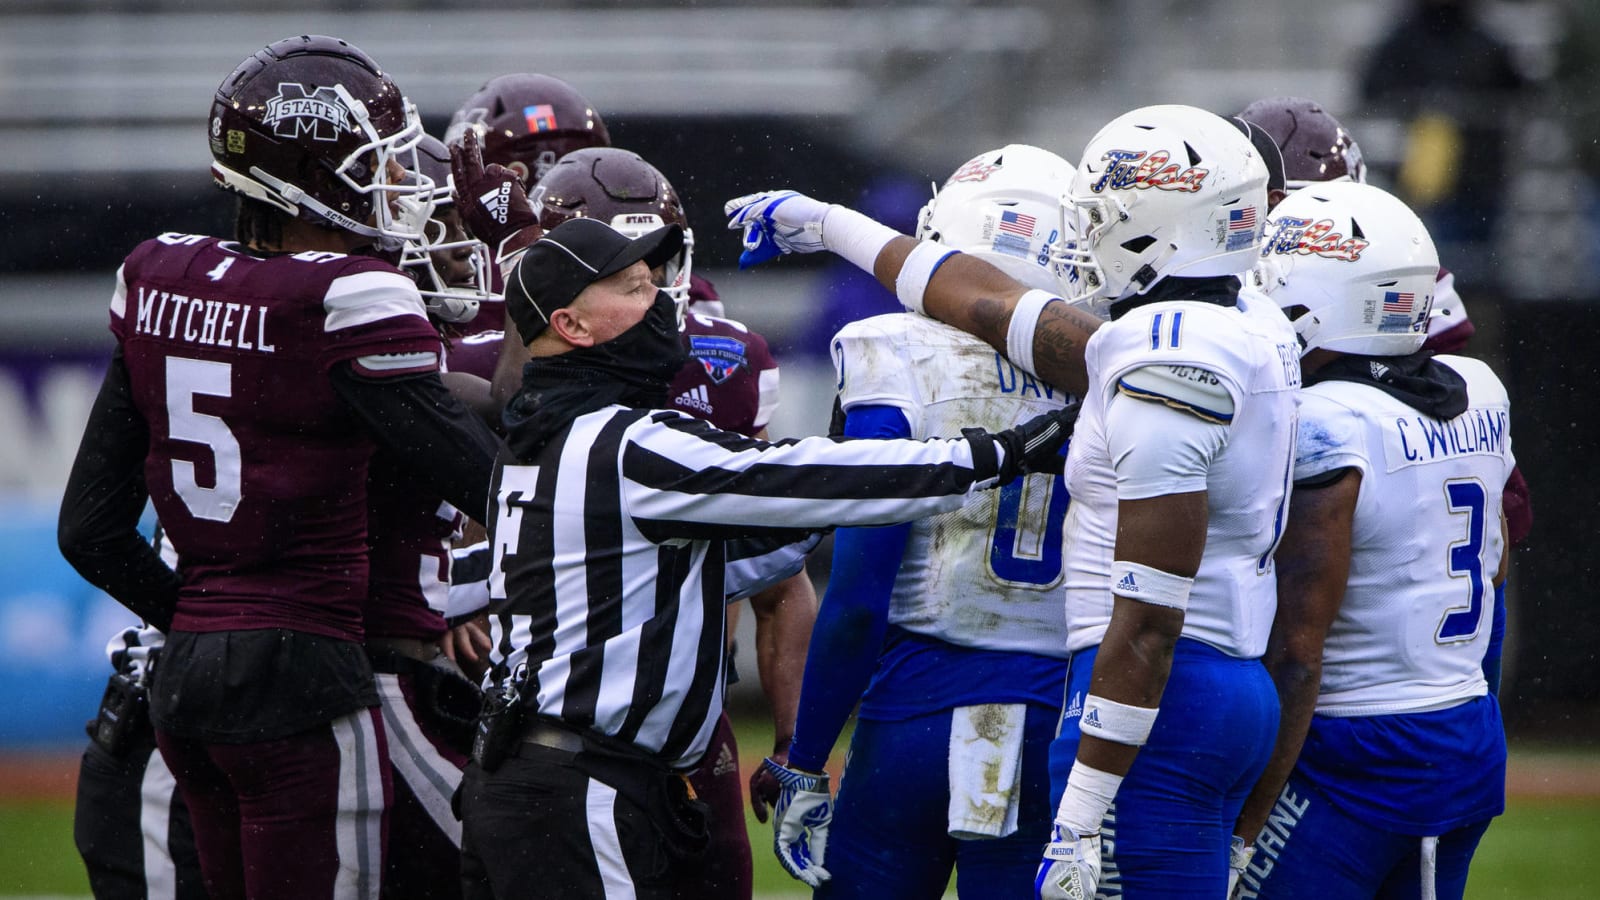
[363, 328, 503, 640]
[111, 233, 443, 640]
[364, 451, 461, 642]
[668, 312, 779, 438]
[445, 327, 505, 382]
[454, 294, 505, 341]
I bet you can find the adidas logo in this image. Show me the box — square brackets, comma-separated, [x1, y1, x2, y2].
[478, 182, 512, 225]
[1117, 572, 1139, 593]
[1369, 361, 1390, 380]
[675, 384, 713, 415]
[1063, 693, 1083, 720]
[711, 741, 737, 777]
[1082, 708, 1102, 730]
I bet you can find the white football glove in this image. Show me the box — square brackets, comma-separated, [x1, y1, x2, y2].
[724, 190, 831, 268]
[761, 756, 834, 887]
[1035, 824, 1102, 900]
[1228, 834, 1255, 898]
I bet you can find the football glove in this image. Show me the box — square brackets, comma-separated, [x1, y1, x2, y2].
[1228, 834, 1255, 899]
[1036, 824, 1102, 900]
[762, 756, 833, 887]
[724, 190, 831, 268]
[991, 401, 1080, 482]
[450, 128, 540, 260]
[749, 748, 786, 823]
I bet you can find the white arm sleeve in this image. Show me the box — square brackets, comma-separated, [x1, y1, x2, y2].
[1104, 392, 1229, 500]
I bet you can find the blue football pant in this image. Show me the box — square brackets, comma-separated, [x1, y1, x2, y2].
[1239, 772, 1491, 900]
[817, 702, 1058, 899]
[1048, 640, 1279, 898]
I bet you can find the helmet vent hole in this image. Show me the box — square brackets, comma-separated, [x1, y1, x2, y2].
[1350, 219, 1366, 240]
[1121, 236, 1157, 254]
[1184, 142, 1202, 166]
[1377, 280, 1398, 288]
[993, 154, 1005, 166]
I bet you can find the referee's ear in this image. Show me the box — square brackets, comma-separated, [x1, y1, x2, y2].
[547, 307, 595, 348]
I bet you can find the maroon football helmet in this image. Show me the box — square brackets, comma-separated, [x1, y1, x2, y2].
[210, 34, 432, 251]
[1236, 96, 1367, 189]
[530, 147, 693, 302]
[444, 74, 611, 188]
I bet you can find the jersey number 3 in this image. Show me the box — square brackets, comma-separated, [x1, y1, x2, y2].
[165, 357, 242, 522]
[1438, 479, 1488, 643]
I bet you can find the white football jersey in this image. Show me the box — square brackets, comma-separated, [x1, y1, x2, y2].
[1062, 289, 1301, 658]
[1295, 354, 1512, 716]
[832, 313, 1073, 658]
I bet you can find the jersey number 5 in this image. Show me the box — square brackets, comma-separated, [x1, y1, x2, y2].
[165, 357, 242, 522]
[1438, 479, 1489, 643]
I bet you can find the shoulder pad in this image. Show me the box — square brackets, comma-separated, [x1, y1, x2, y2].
[831, 315, 920, 412]
[1294, 387, 1368, 480]
[1117, 364, 1236, 424]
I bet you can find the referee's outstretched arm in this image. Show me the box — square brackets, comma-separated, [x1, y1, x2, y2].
[618, 410, 1046, 539]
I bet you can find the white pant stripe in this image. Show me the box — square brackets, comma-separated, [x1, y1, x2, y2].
[140, 747, 179, 900]
[377, 673, 463, 846]
[585, 778, 636, 900]
[332, 711, 386, 900]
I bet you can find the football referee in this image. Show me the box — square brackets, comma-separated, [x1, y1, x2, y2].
[457, 217, 1075, 900]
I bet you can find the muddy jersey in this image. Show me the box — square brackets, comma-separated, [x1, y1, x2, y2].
[833, 313, 1073, 658]
[668, 312, 779, 438]
[110, 233, 442, 640]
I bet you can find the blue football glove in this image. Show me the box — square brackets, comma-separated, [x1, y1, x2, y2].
[1036, 824, 1102, 900]
[724, 190, 831, 269]
[762, 756, 833, 887]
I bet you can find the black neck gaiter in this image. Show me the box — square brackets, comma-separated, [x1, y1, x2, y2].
[503, 292, 689, 459]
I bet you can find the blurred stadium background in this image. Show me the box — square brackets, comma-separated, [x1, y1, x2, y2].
[1, 0, 1596, 896]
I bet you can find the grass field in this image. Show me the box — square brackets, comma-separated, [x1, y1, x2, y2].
[4, 735, 1597, 899]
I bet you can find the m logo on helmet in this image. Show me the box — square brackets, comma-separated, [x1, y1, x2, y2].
[1091, 149, 1209, 194]
[263, 83, 354, 142]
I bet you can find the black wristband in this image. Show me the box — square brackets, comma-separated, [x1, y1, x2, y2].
[962, 427, 1003, 482]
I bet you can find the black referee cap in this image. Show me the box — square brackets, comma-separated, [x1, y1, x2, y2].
[506, 217, 685, 339]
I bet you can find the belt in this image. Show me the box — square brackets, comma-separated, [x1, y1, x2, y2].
[364, 637, 442, 664]
[520, 718, 586, 754]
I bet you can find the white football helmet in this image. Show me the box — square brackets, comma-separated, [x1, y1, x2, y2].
[398, 135, 497, 324]
[1260, 181, 1438, 356]
[1055, 105, 1269, 316]
[914, 144, 1078, 295]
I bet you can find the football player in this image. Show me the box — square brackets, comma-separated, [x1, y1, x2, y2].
[1237, 96, 1531, 695]
[759, 144, 1079, 898]
[445, 74, 612, 405]
[725, 104, 1300, 899]
[57, 36, 501, 900]
[1230, 182, 1510, 900]
[367, 131, 508, 900]
[445, 73, 610, 191]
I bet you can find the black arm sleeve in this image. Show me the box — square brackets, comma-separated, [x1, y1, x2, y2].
[329, 363, 503, 523]
[57, 348, 179, 631]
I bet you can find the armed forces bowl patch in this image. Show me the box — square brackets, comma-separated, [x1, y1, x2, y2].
[688, 334, 748, 384]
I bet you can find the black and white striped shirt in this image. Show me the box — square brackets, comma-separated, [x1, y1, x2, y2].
[487, 405, 1007, 768]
